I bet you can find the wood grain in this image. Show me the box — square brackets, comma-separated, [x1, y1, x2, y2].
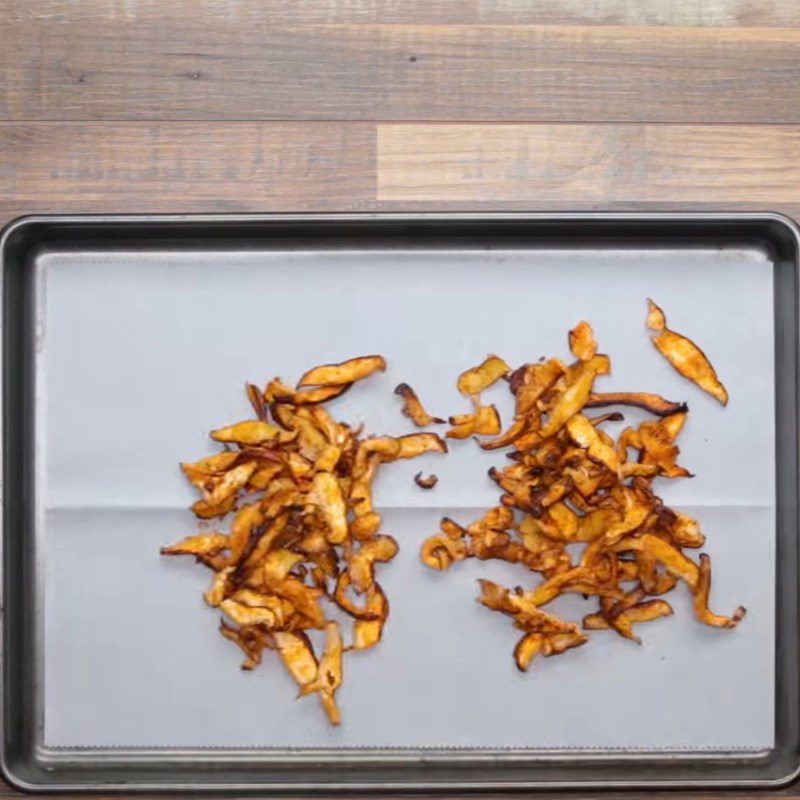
[377, 123, 800, 203]
[5, 0, 800, 26]
[4, 17, 800, 122]
[0, 123, 375, 218]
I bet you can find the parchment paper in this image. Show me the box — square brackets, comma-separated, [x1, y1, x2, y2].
[40, 245, 775, 750]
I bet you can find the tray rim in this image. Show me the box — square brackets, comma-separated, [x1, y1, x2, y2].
[2, 210, 798, 793]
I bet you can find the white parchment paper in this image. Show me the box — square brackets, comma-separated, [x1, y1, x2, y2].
[40, 245, 775, 750]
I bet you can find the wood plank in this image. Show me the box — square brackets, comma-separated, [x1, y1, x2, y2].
[469, 0, 800, 26]
[5, 0, 799, 27]
[3, 20, 800, 122]
[2, 121, 799, 228]
[377, 123, 800, 204]
[0, 122, 375, 222]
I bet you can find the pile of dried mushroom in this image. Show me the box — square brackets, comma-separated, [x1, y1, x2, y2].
[162, 300, 743, 724]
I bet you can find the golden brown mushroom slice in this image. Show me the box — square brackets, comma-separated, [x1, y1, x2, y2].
[446, 405, 502, 440]
[395, 432, 448, 459]
[539, 630, 588, 659]
[587, 411, 625, 426]
[204, 566, 234, 607]
[264, 577, 327, 630]
[355, 432, 446, 471]
[245, 382, 267, 420]
[603, 600, 674, 640]
[585, 391, 687, 417]
[457, 354, 510, 397]
[638, 411, 693, 479]
[668, 511, 706, 549]
[394, 383, 444, 427]
[310, 472, 348, 544]
[190, 493, 238, 520]
[160, 532, 228, 557]
[613, 533, 699, 585]
[226, 502, 264, 564]
[568, 320, 598, 362]
[513, 633, 544, 671]
[211, 420, 281, 445]
[420, 518, 469, 571]
[273, 631, 319, 689]
[230, 589, 292, 621]
[583, 589, 674, 644]
[471, 405, 503, 436]
[348, 535, 399, 593]
[693, 554, 747, 628]
[565, 413, 621, 477]
[646, 298, 728, 405]
[414, 472, 439, 489]
[298, 621, 344, 726]
[180, 451, 241, 488]
[260, 549, 306, 582]
[476, 414, 531, 451]
[539, 358, 602, 437]
[220, 598, 283, 628]
[477, 580, 588, 670]
[511, 358, 565, 415]
[297, 355, 387, 388]
[202, 462, 258, 508]
[351, 584, 390, 650]
[219, 620, 271, 671]
[268, 379, 353, 406]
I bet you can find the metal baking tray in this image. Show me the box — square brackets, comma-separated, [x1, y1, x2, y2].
[2, 212, 798, 792]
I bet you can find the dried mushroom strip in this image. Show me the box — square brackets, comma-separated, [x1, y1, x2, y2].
[646, 299, 728, 405]
[414, 472, 439, 489]
[445, 354, 510, 440]
[421, 320, 743, 672]
[394, 383, 444, 427]
[162, 355, 445, 725]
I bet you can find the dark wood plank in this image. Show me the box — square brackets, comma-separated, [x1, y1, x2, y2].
[0, 122, 375, 221]
[3, 15, 800, 122]
[5, 0, 800, 27]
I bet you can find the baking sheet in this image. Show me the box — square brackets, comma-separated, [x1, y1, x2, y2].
[39, 246, 775, 750]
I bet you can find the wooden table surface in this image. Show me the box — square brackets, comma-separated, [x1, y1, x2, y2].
[3, 0, 799, 796]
